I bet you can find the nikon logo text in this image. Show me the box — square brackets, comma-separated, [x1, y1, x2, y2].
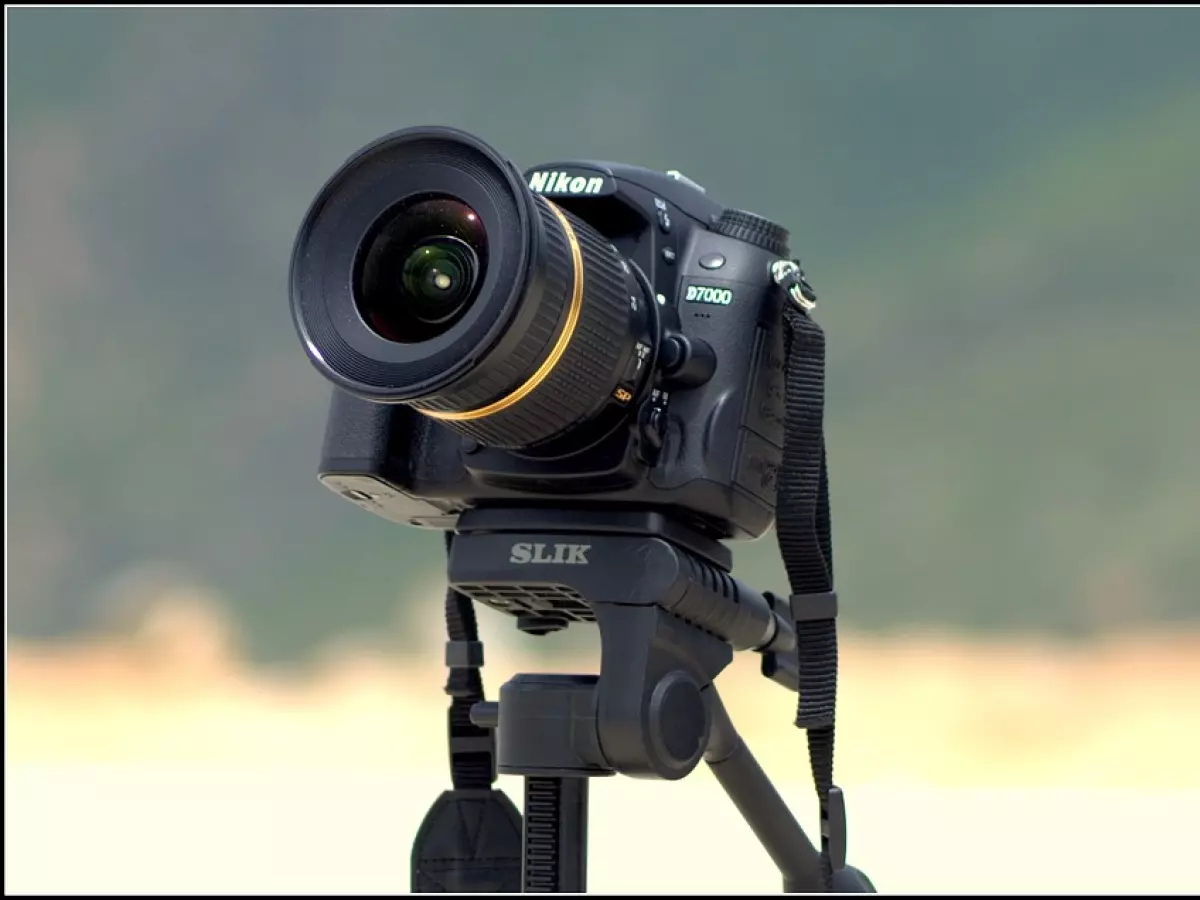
[528, 171, 605, 195]
[509, 542, 592, 565]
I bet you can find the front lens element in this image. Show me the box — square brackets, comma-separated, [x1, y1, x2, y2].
[355, 196, 487, 343]
[400, 237, 478, 324]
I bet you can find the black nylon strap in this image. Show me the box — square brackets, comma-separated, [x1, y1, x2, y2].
[777, 302, 841, 891]
[414, 536, 522, 893]
[443, 531, 496, 790]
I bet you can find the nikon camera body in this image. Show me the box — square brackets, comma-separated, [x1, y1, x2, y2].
[292, 127, 793, 543]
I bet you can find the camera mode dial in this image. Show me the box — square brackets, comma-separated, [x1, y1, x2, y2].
[713, 209, 790, 257]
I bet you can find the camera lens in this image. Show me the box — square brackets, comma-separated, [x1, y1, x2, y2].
[355, 197, 487, 343]
[291, 127, 656, 450]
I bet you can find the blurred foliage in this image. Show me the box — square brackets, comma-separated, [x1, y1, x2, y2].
[7, 8, 1200, 663]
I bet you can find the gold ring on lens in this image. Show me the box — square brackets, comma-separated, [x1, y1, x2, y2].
[420, 200, 583, 422]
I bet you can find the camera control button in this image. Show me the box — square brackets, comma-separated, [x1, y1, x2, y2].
[644, 409, 666, 446]
[662, 246, 676, 265]
[657, 208, 672, 234]
[698, 253, 726, 270]
[639, 407, 666, 454]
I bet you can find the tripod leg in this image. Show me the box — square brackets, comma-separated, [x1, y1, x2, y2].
[522, 776, 589, 892]
[702, 686, 824, 893]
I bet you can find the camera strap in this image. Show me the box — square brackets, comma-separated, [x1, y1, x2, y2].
[774, 261, 844, 892]
[410, 532, 523, 893]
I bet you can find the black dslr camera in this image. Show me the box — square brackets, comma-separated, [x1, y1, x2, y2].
[290, 127, 872, 895]
[292, 126, 795, 545]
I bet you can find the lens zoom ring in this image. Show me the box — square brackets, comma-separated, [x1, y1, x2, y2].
[452, 200, 635, 448]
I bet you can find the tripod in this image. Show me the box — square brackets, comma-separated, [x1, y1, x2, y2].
[411, 508, 875, 893]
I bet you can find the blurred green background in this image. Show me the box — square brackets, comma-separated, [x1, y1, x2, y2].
[8, 7, 1200, 664]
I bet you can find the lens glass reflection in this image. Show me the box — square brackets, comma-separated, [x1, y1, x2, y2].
[356, 196, 488, 343]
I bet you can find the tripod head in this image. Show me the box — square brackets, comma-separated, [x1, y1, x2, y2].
[410, 508, 876, 893]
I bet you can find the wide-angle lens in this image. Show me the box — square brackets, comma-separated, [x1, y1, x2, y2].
[290, 126, 656, 450]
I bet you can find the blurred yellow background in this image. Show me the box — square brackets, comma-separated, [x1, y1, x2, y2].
[8, 594, 1199, 894]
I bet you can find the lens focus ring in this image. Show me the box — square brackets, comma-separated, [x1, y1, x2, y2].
[411, 196, 639, 449]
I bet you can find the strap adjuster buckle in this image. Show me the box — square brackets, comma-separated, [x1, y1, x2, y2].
[444, 640, 485, 697]
[445, 639, 484, 669]
[789, 591, 838, 622]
